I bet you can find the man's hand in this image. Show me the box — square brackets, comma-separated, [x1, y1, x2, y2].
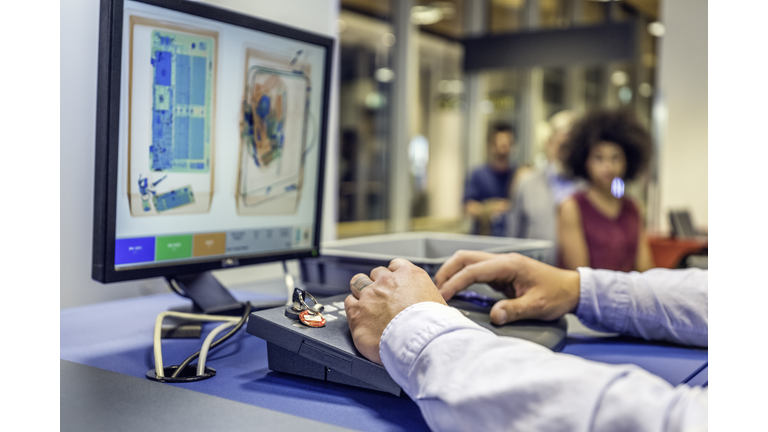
[345, 259, 447, 365]
[465, 199, 510, 219]
[484, 198, 511, 219]
[434, 251, 581, 325]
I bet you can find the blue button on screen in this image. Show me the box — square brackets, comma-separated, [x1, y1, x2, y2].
[115, 237, 156, 265]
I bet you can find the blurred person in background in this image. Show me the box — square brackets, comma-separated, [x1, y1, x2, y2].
[463, 124, 517, 237]
[558, 109, 655, 272]
[507, 110, 585, 264]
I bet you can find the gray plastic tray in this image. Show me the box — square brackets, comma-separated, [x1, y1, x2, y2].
[299, 232, 554, 294]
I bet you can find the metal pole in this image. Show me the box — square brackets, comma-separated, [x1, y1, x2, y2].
[565, 0, 585, 115]
[519, 0, 541, 166]
[462, 0, 489, 180]
[388, 0, 416, 233]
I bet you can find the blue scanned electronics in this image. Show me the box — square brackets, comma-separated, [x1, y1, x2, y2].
[149, 30, 213, 173]
[153, 186, 195, 212]
[138, 174, 168, 212]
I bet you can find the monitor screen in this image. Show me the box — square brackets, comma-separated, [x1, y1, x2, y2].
[670, 210, 697, 238]
[92, 0, 333, 283]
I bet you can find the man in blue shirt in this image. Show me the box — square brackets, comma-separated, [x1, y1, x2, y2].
[464, 124, 517, 236]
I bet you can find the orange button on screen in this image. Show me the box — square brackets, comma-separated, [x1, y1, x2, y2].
[193, 232, 227, 257]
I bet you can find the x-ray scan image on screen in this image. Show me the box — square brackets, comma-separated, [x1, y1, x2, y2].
[237, 48, 312, 215]
[126, 16, 218, 217]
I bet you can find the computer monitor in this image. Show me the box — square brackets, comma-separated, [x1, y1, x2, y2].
[91, 0, 333, 315]
[669, 210, 700, 239]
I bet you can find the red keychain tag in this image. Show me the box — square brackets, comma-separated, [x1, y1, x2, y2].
[299, 310, 326, 328]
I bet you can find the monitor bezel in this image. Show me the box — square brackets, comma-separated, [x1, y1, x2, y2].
[92, 0, 333, 283]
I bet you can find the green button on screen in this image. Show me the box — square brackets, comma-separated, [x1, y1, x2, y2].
[156, 235, 193, 260]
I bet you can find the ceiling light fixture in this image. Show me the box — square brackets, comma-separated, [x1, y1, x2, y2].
[411, 5, 443, 25]
[647, 21, 665, 37]
[611, 70, 628, 87]
[336, 19, 347, 33]
[375, 68, 395, 83]
[638, 83, 653, 98]
[381, 33, 396, 47]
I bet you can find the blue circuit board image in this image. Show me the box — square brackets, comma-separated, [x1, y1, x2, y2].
[149, 30, 213, 173]
[152, 186, 195, 212]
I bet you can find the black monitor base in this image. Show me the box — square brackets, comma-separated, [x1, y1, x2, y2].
[163, 271, 287, 339]
[160, 272, 245, 339]
[169, 272, 245, 316]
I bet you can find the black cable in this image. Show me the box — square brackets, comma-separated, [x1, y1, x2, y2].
[170, 302, 252, 378]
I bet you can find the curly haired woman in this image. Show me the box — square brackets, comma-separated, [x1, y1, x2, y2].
[558, 109, 654, 272]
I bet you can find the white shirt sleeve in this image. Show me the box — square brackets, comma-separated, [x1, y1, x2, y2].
[575, 268, 708, 348]
[379, 268, 709, 432]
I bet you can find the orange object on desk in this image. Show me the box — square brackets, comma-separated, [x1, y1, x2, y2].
[647, 235, 708, 269]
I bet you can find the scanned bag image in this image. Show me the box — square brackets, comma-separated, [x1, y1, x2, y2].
[127, 16, 218, 216]
[237, 47, 311, 215]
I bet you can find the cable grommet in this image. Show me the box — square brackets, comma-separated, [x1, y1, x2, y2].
[146, 365, 216, 383]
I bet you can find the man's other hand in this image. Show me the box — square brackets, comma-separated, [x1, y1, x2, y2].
[484, 198, 511, 219]
[434, 251, 581, 325]
[345, 259, 447, 365]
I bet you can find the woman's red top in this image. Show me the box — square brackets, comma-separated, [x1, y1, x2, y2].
[573, 191, 639, 272]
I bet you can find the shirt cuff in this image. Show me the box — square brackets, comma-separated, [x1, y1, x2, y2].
[379, 302, 491, 388]
[575, 267, 631, 333]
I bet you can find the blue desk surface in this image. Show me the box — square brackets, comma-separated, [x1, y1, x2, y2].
[61, 285, 707, 432]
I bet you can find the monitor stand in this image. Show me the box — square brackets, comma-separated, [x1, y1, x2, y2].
[161, 271, 291, 338]
[170, 272, 245, 315]
[161, 272, 245, 339]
